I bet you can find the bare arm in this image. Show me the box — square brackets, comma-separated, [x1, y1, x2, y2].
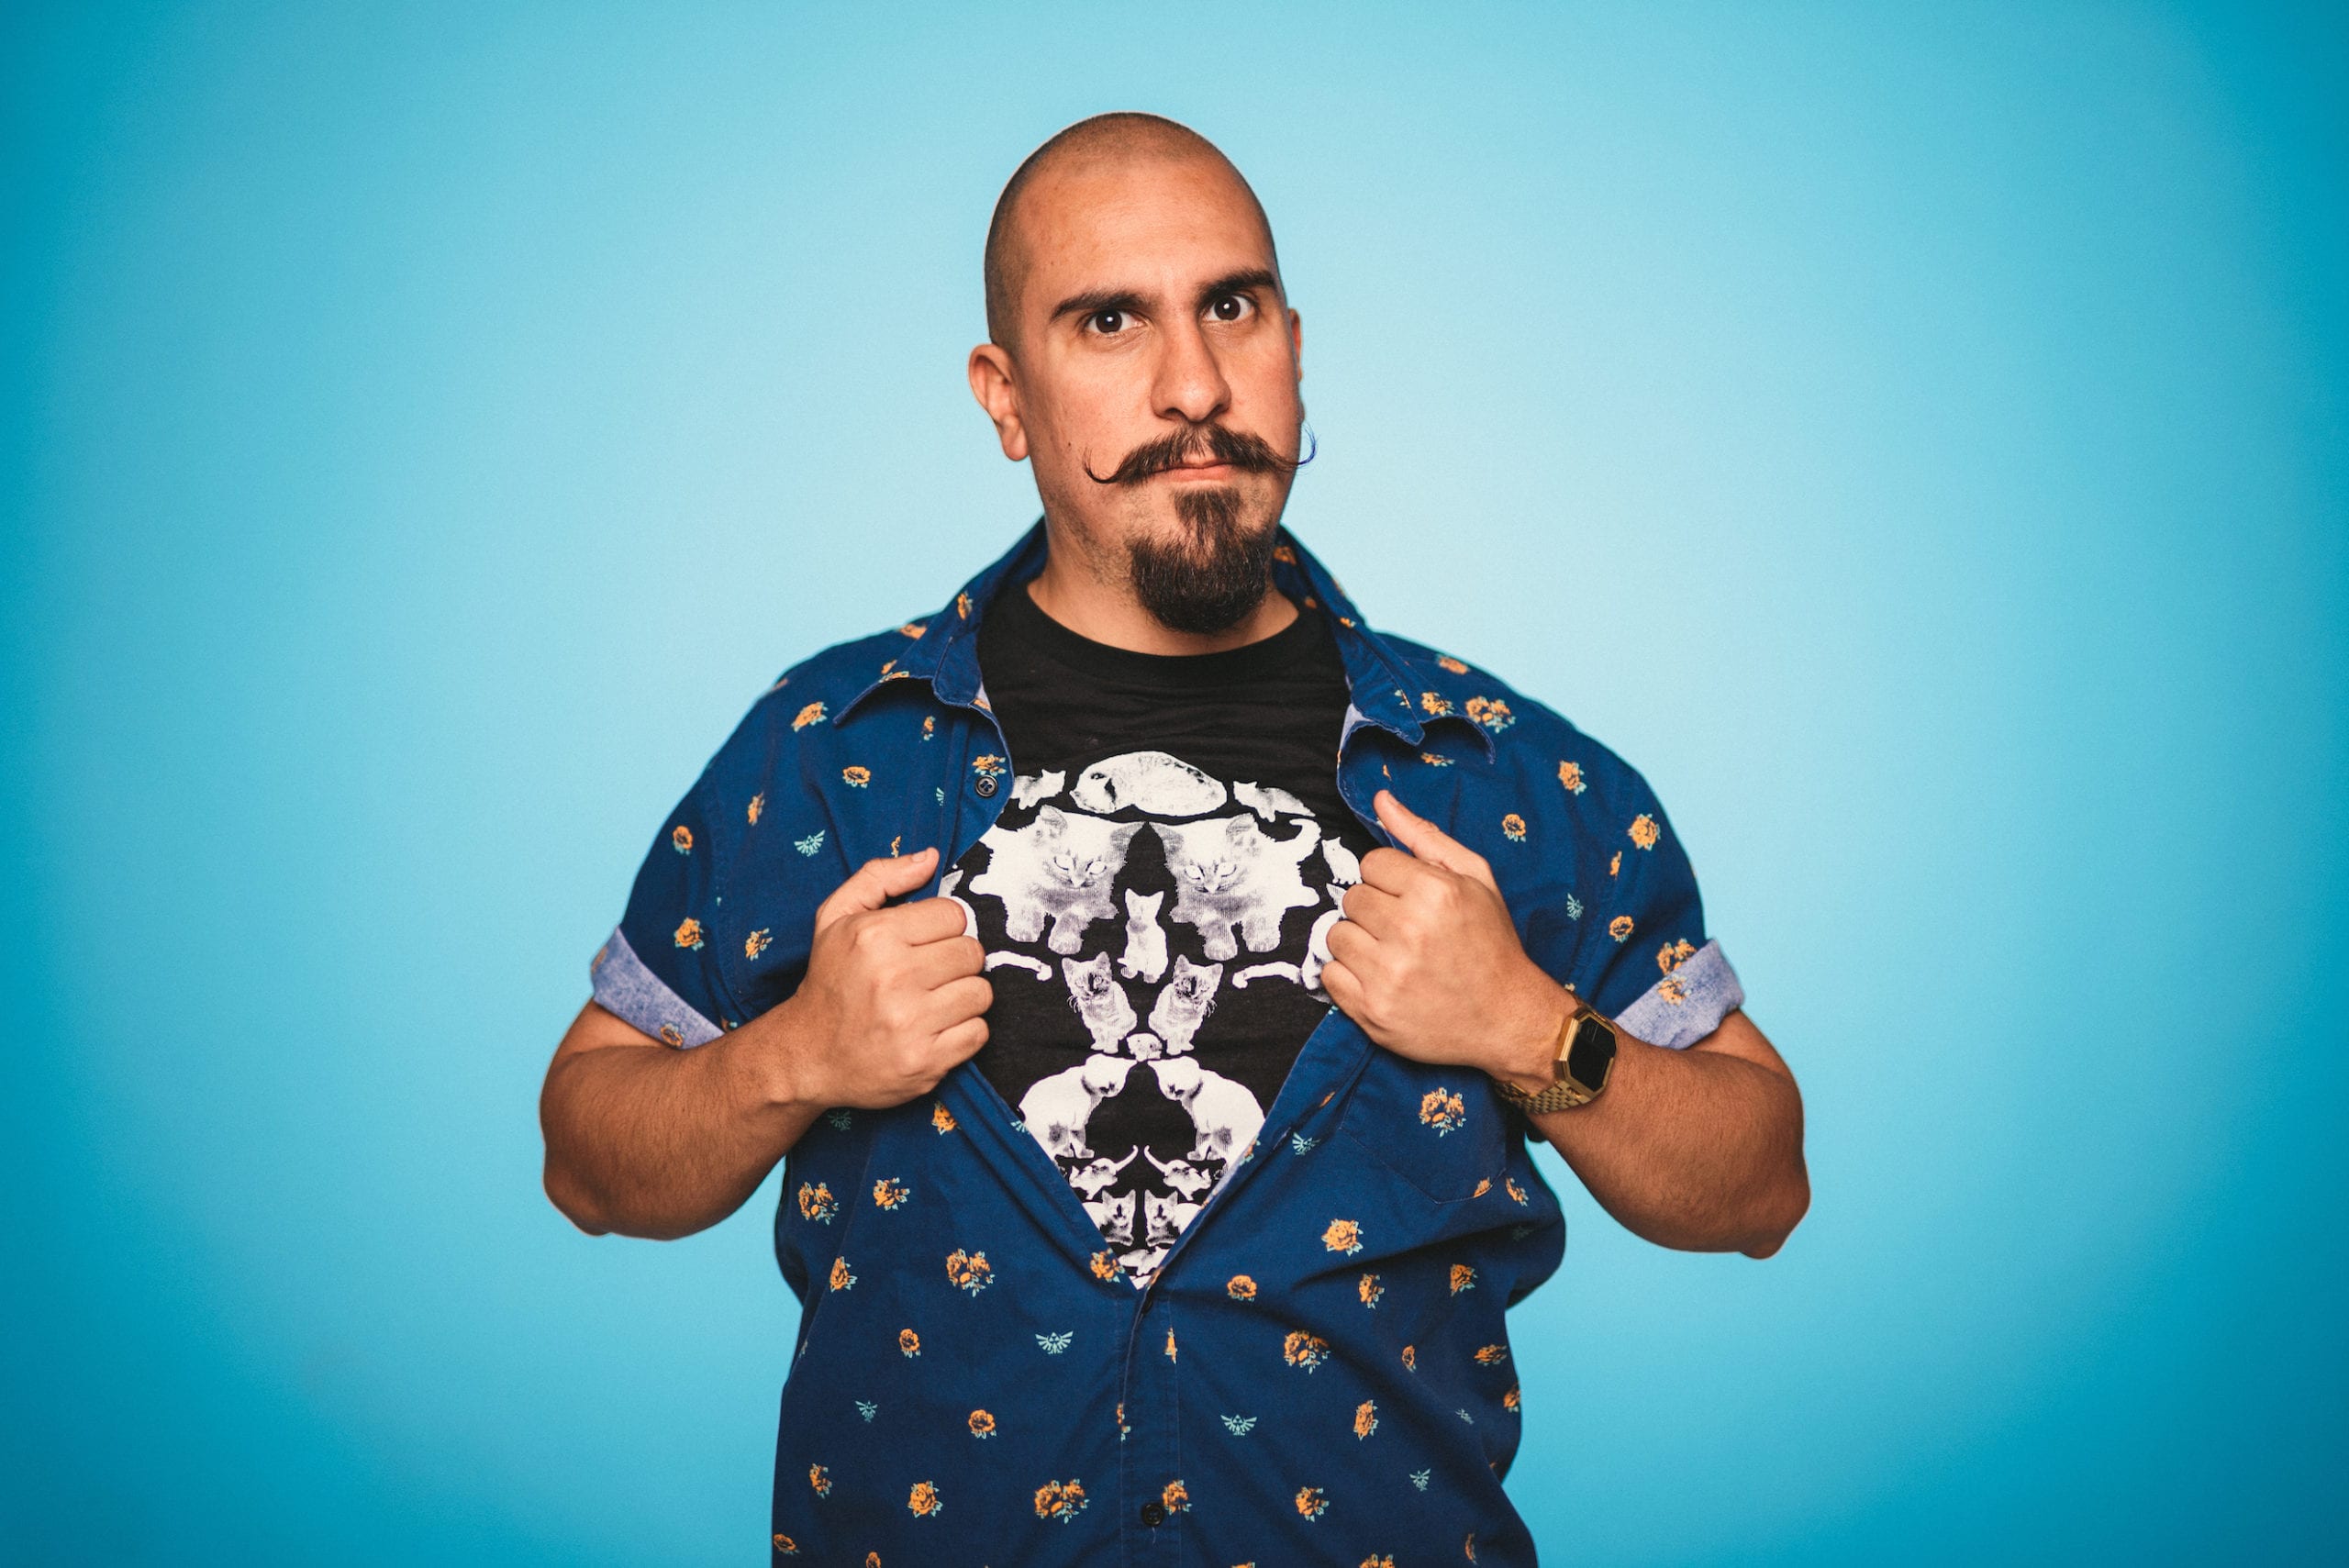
[1323, 790, 1809, 1259]
[540, 847, 991, 1240]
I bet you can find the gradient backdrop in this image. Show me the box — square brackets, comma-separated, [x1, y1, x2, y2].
[6, 4, 2343, 1563]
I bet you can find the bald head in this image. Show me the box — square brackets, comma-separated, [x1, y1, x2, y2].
[984, 113, 1280, 349]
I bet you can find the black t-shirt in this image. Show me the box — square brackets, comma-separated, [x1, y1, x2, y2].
[947, 580, 1381, 1284]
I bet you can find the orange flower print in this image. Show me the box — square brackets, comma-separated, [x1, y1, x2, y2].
[841, 765, 871, 788]
[897, 1329, 920, 1358]
[1558, 760, 1587, 795]
[1089, 1251, 1125, 1284]
[1322, 1218, 1364, 1255]
[968, 1408, 996, 1439]
[1164, 1327, 1177, 1362]
[1033, 1478, 1088, 1522]
[746, 929, 773, 960]
[955, 591, 973, 620]
[1609, 851, 1621, 880]
[1359, 1273, 1385, 1308]
[1296, 1485, 1329, 1520]
[1609, 914, 1634, 942]
[1464, 695, 1515, 732]
[944, 1250, 991, 1295]
[1505, 1177, 1529, 1206]
[1629, 813, 1660, 850]
[1419, 691, 1454, 717]
[771, 1534, 798, 1556]
[1354, 1400, 1379, 1439]
[1421, 751, 1454, 769]
[1475, 1344, 1509, 1365]
[931, 1101, 957, 1134]
[1363, 1557, 1397, 1568]
[792, 701, 826, 731]
[1438, 654, 1469, 674]
[671, 824, 693, 854]
[1657, 939, 1696, 974]
[1422, 1090, 1468, 1137]
[879, 659, 896, 677]
[865, 1555, 880, 1568]
[1339, 615, 1356, 628]
[1284, 1330, 1331, 1372]
[1658, 977, 1687, 1006]
[920, 714, 936, 741]
[907, 1481, 942, 1518]
[899, 621, 926, 638]
[1227, 1274, 1258, 1300]
[828, 1256, 854, 1291]
[1161, 1479, 1190, 1515]
[1450, 1263, 1478, 1296]
[1503, 1384, 1522, 1412]
[1501, 813, 1527, 842]
[674, 917, 705, 951]
[1472, 1178, 1491, 1198]
[871, 1177, 909, 1210]
[796, 1182, 838, 1225]
[808, 1463, 832, 1496]
[971, 753, 1006, 782]
[1401, 1344, 1417, 1372]
[1466, 1533, 1478, 1561]
[658, 1024, 685, 1048]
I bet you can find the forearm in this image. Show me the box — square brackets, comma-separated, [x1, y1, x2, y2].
[540, 1007, 823, 1240]
[1523, 1019, 1809, 1256]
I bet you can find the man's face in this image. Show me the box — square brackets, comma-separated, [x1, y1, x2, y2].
[971, 153, 1305, 633]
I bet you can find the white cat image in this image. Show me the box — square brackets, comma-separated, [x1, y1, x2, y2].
[1300, 906, 1344, 999]
[1087, 1189, 1139, 1248]
[1119, 889, 1168, 983]
[1066, 1145, 1139, 1201]
[1061, 953, 1138, 1052]
[1146, 954, 1223, 1054]
[1235, 780, 1310, 820]
[1154, 814, 1323, 960]
[1071, 750, 1227, 816]
[970, 805, 1140, 953]
[1151, 1056, 1266, 1165]
[1142, 1146, 1215, 1202]
[1011, 768, 1066, 809]
[1019, 1052, 1136, 1161]
[1142, 1188, 1201, 1247]
[1320, 837, 1362, 884]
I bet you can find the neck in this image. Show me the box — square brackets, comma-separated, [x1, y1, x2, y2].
[1025, 531, 1297, 655]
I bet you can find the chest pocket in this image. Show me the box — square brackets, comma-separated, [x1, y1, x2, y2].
[1335, 1047, 1511, 1203]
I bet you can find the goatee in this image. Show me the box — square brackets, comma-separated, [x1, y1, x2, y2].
[1126, 486, 1277, 635]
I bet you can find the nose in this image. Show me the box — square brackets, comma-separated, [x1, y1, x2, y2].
[1152, 312, 1231, 429]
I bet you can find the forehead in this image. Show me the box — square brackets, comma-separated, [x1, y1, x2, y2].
[1011, 153, 1276, 309]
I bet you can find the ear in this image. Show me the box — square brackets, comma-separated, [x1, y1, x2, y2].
[1287, 306, 1303, 384]
[968, 343, 1030, 462]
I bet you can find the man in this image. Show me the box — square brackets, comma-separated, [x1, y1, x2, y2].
[541, 113, 1807, 1564]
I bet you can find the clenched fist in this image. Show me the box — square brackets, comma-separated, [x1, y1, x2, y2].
[1321, 790, 1569, 1091]
[771, 846, 992, 1108]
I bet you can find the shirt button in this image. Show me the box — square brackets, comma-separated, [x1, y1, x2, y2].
[1140, 1500, 1166, 1528]
[974, 774, 997, 797]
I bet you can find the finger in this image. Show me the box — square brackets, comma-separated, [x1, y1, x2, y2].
[933, 1014, 989, 1063]
[1319, 957, 1366, 1018]
[1338, 880, 1408, 937]
[902, 935, 985, 988]
[1359, 844, 1436, 895]
[816, 847, 940, 929]
[873, 895, 974, 948]
[1374, 789, 1491, 881]
[1323, 917, 1383, 975]
[923, 973, 994, 1025]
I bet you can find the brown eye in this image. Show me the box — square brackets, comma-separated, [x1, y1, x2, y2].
[1089, 309, 1130, 334]
[1208, 295, 1250, 322]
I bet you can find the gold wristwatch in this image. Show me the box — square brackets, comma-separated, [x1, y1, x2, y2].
[1490, 992, 1619, 1114]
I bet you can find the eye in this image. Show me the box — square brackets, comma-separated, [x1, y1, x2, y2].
[1207, 293, 1254, 324]
[1085, 308, 1133, 335]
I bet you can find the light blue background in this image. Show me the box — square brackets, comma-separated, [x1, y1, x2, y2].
[6, 4, 2343, 1562]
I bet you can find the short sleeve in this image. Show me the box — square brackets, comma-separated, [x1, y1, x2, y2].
[1570, 773, 1742, 1051]
[590, 778, 734, 1048]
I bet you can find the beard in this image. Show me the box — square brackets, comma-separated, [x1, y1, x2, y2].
[1125, 484, 1281, 635]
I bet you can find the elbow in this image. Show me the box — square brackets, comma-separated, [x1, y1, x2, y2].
[543, 1156, 613, 1237]
[1739, 1162, 1809, 1259]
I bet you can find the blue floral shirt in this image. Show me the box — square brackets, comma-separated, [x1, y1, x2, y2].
[592, 522, 1743, 1565]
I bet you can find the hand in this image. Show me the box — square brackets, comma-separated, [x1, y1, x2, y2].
[765, 847, 992, 1109]
[1322, 791, 1570, 1093]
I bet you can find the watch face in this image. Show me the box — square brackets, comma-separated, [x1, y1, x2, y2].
[1566, 1015, 1617, 1092]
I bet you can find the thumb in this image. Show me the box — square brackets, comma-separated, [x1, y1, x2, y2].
[816, 845, 940, 929]
[1374, 789, 1493, 884]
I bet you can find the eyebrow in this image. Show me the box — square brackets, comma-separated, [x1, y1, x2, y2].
[1047, 267, 1284, 325]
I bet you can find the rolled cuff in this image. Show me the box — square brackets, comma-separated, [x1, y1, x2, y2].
[1613, 940, 1742, 1051]
[591, 927, 722, 1048]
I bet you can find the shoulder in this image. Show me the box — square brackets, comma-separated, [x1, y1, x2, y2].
[703, 618, 934, 762]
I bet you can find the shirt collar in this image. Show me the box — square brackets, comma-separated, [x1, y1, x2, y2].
[842, 517, 1439, 747]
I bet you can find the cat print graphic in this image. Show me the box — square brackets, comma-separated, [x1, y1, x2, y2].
[951, 749, 1365, 1284]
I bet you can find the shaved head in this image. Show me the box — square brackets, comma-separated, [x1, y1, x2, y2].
[984, 113, 1279, 349]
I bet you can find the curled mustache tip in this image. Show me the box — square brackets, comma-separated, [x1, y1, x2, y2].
[1082, 424, 1318, 486]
